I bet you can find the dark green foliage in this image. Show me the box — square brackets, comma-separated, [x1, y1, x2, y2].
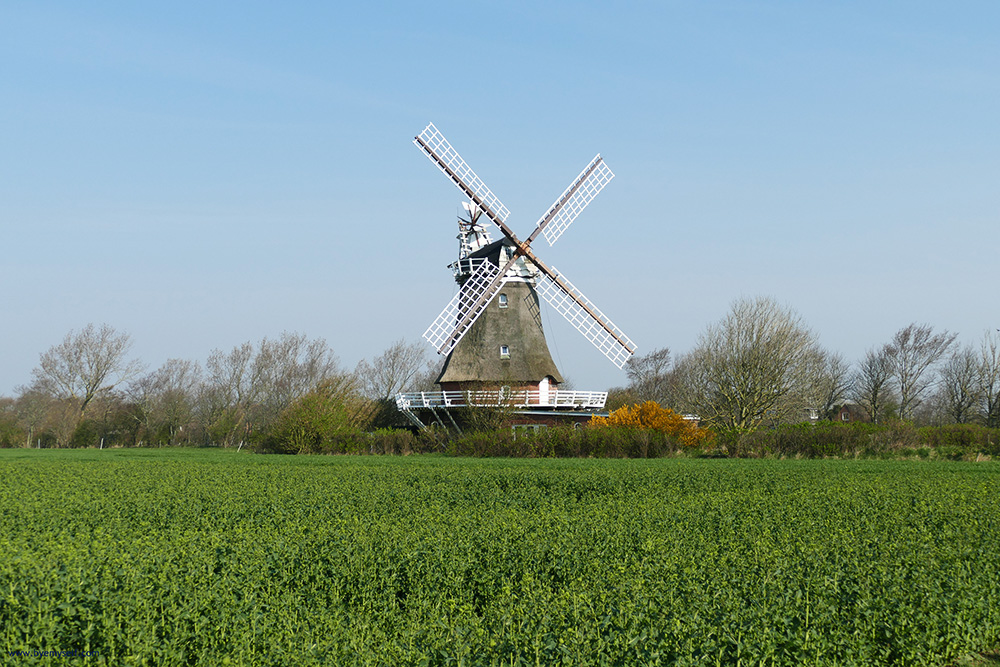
[205, 406, 244, 448]
[1, 450, 999, 666]
[366, 398, 415, 430]
[256, 427, 441, 456]
[917, 424, 1000, 455]
[714, 421, 1000, 459]
[0, 410, 22, 448]
[444, 426, 686, 458]
[257, 377, 373, 454]
[69, 419, 101, 448]
[331, 423, 1000, 461]
[255, 421, 1000, 461]
[258, 421, 690, 459]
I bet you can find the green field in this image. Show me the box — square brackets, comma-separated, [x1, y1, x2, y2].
[1, 450, 998, 666]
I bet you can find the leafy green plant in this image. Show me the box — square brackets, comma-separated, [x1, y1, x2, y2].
[2, 451, 998, 665]
[259, 376, 372, 454]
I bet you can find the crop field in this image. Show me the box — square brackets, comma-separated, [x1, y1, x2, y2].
[1, 450, 998, 666]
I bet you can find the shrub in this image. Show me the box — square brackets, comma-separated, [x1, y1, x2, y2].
[436, 425, 694, 459]
[918, 424, 1000, 454]
[713, 421, 998, 459]
[70, 419, 100, 449]
[259, 377, 372, 454]
[0, 415, 23, 449]
[589, 401, 713, 448]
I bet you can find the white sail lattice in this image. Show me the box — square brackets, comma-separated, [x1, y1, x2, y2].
[536, 269, 635, 369]
[415, 123, 511, 224]
[422, 259, 503, 355]
[536, 156, 614, 246]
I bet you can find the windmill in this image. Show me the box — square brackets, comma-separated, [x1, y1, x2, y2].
[396, 123, 636, 430]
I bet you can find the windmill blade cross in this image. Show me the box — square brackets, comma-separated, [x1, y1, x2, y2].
[530, 155, 614, 247]
[415, 122, 636, 370]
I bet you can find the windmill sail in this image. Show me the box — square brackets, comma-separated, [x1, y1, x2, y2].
[414, 123, 511, 230]
[422, 258, 504, 355]
[532, 155, 615, 247]
[535, 268, 636, 369]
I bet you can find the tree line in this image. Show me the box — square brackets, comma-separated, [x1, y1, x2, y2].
[612, 296, 1000, 433]
[1, 296, 998, 448]
[0, 326, 439, 449]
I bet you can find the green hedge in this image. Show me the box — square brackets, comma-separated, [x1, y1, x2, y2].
[716, 422, 1000, 459]
[443, 426, 687, 458]
[256, 426, 689, 459]
[917, 423, 1000, 453]
[59, 419, 1000, 461]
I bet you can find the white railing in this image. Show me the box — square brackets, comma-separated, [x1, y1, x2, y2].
[395, 389, 608, 411]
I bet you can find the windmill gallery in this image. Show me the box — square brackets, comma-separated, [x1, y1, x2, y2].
[395, 123, 637, 431]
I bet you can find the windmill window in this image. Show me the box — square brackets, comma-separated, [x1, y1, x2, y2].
[498, 293, 508, 309]
[499, 345, 510, 359]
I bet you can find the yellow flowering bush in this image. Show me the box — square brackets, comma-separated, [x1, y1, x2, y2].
[589, 401, 713, 448]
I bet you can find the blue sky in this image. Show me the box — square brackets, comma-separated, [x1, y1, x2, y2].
[2, 1, 998, 395]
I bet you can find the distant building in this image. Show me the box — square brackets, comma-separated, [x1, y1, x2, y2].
[833, 402, 868, 423]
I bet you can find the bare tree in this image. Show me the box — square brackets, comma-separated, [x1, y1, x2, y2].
[253, 333, 340, 420]
[205, 341, 257, 412]
[411, 355, 446, 394]
[13, 389, 51, 447]
[44, 398, 80, 447]
[820, 353, 851, 419]
[355, 339, 433, 429]
[355, 339, 429, 401]
[796, 350, 852, 421]
[31, 324, 143, 417]
[201, 333, 341, 445]
[979, 330, 1000, 428]
[673, 297, 824, 432]
[887, 323, 957, 421]
[0, 397, 21, 448]
[850, 345, 897, 424]
[604, 386, 638, 411]
[937, 345, 983, 424]
[130, 359, 203, 445]
[624, 347, 674, 406]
